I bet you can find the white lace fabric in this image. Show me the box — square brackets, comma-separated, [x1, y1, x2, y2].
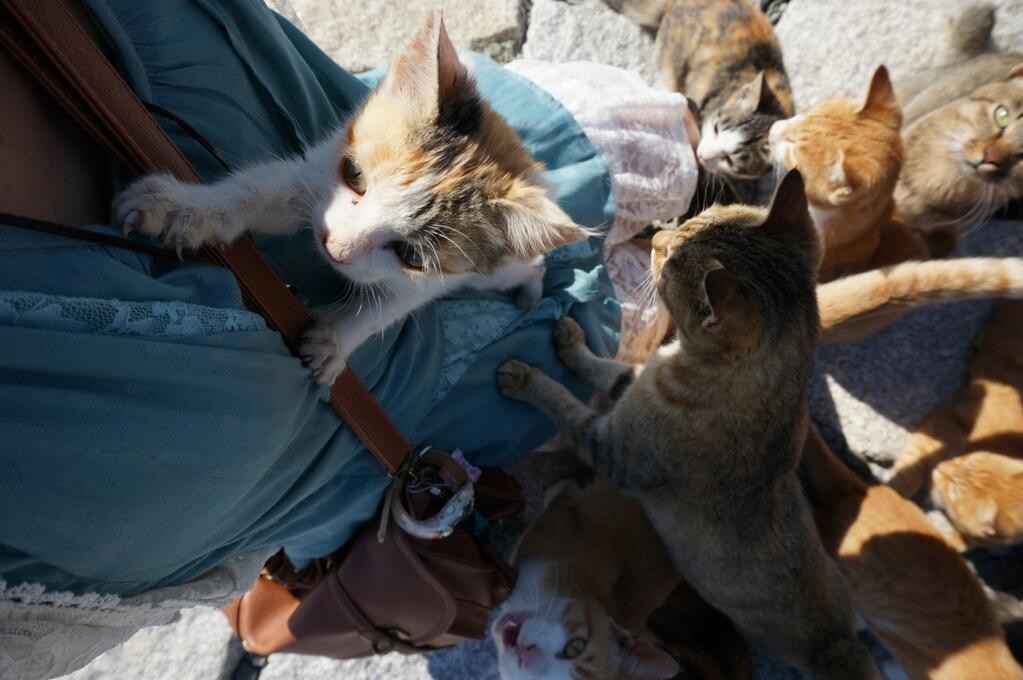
[507, 60, 697, 362]
[0, 549, 272, 679]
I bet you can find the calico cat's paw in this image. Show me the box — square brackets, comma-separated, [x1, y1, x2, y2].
[300, 325, 348, 385]
[553, 317, 585, 354]
[114, 175, 243, 253]
[497, 360, 536, 400]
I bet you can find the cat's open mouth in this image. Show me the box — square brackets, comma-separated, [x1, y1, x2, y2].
[493, 612, 525, 651]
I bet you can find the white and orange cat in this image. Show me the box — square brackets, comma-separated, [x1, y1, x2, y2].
[493, 478, 680, 680]
[113, 12, 586, 385]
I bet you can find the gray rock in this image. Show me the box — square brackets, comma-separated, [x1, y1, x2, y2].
[522, 0, 661, 86]
[284, 0, 526, 72]
[776, 0, 1023, 111]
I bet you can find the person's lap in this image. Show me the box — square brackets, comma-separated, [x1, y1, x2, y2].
[0, 0, 618, 596]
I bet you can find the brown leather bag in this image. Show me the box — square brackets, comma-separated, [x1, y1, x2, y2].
[0, 0, 521, 660]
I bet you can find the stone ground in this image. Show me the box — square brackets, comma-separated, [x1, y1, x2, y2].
[68, 0, 1023, 678]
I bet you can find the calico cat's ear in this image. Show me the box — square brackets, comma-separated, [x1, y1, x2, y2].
[700, 262, 741, 332]
[762, 169, 814, 238]
[611, 622, 680, 679]
[380, 11, 473, 116]
[737, 71, 777, 114]
[858, 65, 901, 129]
[495, 188, 589, 260]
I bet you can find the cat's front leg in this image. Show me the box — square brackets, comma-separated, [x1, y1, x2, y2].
[553, 318, 638, 399]
[113, 132, 339, 251]
[498, 360, 598, 431]
[470, 257, 545, 309]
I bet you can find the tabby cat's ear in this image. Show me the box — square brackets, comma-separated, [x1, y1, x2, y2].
[858, 65, 901, 129]
[611, 622, 680, 680]
[762, 169, 814, 238]
[1005, 62, 1023, 80]
[380, 11, 473, 116]
[495, 188, 588, 261]
[700, 262, 740, 332]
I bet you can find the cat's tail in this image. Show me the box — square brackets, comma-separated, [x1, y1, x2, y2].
[801, 423, 867, 505]
[601, 0, 670, 31]
[818, 258, 1023, 343]
[949, 4, 996, 59]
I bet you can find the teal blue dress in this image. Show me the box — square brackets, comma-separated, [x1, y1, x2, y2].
[0, 0, 618, 596]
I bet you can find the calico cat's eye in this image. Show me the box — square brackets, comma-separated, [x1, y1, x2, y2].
[392, 241, 424, 270]
[340, 156, 366, 195]
[559, 637, 587, 660]
[994, 105, 1011, 129]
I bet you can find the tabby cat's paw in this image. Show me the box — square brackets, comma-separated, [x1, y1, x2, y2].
[113, 175, 241, 253]
[300, 325, 348, 386]
[497, 360, 535, 400]
[553, 317, 585, 355]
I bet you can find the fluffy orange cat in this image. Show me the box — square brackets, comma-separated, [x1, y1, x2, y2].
[770, 66, 928, 283]
[802, 422, 1023, 680]
[890, 299, 1023, 548]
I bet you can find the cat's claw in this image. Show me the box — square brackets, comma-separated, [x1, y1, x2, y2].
[300, 325, 348, 385]
[497, 360, 535, 400]
[113, 174, 240, 250]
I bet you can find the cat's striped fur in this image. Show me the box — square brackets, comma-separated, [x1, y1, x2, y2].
[499, 172, 880, 678]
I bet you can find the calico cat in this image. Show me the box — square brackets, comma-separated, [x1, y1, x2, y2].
[494, 478, 749, 679]
[113, 12, 586, 385]
[770, 66, 928, 282]
[614, 0, 793, 200]
[896, 63, 1023, 256]
[498, 171, 880, 679]
[890, 300, 1023, 548]
[801, 423, 1023, 680]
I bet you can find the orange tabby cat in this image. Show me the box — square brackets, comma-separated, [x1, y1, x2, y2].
[890, 299, 1023, 547]
[770, 66, 928, 282]
[802, 422, 1023, 680]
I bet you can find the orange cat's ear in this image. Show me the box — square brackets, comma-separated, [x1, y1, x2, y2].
[379, 11, 473, 115]
[495, 189, 589, 260]
[611, 622, 680, 680]
[827, 151, 858, 203]
[1005, 62, 1023, 80]
[858, 65, 901, 129]
[762, 169, 814, 238]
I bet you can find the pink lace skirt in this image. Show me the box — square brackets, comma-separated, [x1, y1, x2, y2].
[506, 60, 698, 362]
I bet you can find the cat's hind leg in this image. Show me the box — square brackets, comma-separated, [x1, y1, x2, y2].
[553, 318, 638, 400]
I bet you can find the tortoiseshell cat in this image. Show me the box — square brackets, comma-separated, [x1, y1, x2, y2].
[611, 0, 793, 205]
[498, 172, 880, 678]
[113, 12, 586, 385]
[802, 423, 1023, 680]
[770, 66, 927, 282]
[494, 478, 750, 679]
[890, 300, 1023, 549]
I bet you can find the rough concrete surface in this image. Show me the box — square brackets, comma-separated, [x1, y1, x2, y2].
[522, 0, 662, 85]
[776, 0, 1023, 110]
[277, 0, 525, 71]
[63, 1, 1023, 679]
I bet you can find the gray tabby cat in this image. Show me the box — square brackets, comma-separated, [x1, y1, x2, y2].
[498, 171, 880, 679]
[894, 4, 1023, 254]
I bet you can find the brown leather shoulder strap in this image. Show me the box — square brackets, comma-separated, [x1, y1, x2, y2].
[0, 0, 411, 474]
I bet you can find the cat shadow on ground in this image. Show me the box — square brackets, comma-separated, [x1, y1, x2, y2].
[807, 218, 1022, 470]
